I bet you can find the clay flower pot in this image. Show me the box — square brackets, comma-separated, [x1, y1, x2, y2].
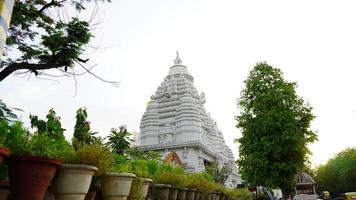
[101, 172, 136, 200]
[186, 188, 197, 200]
[8, 155, 61, 200]
[152, 184, 172, 200]
[0, 147, 11, 165]
[176, 187, 188, 200]
[53, 164, 98, 200]
[0, 181, 9, 200]
[128, 178, 152, 200]
[169, 187, 178, 200]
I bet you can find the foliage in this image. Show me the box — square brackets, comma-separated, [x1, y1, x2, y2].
[71, 143, 114, 176]
[126, 147, 161, 161]
[225, 188, 252, 200]
[72, 108, 97, 149]
[30, 108, 65, 140]
[0, 0, 111, 81]
[0, 100, 18, 122]
[205, 161, 232, 184]
[186, 173, 215, 193]
[151, 163, 187, 187]
[236, 62, 317, 197]
[315, 147, 356, 196]
[106, 125, 133, 155]
[0, 120, 28, 153]
[21, 133, 73, 160]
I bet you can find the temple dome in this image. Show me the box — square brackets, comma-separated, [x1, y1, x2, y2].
[168, 65, 190, 75]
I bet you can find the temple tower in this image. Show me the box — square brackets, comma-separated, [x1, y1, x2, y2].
[136, 52, 241, 187]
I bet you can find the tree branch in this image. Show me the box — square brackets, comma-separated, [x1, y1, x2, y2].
[0, 62, 61, 81]
[38, 0, 66, 14]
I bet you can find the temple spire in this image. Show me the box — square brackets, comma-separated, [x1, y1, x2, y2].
[174, 50, 182, 65]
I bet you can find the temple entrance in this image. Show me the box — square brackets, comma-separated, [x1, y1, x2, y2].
[163, 152, 183, 166]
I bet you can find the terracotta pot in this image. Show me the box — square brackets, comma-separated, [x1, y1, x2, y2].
[0, 147, 11, 166]
[169, 187, 178, 200]
[186, 188, 197, 200]
[128, 178, 152, 200]
[176, 187, 187, 200]
[8, 155, 61, 200]
[152, 184, 172, 200]
[0, 181, 9, 200]
[101, 172, 136, 200]
[53, 164, 98, 200]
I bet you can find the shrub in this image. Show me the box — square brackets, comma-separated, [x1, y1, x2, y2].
[0, 121, 28, 154]
[71, 143, 114, 176]
[151, 164, 187, 187]
[186, 173, 215, 193]
[226, 188, 252, 200]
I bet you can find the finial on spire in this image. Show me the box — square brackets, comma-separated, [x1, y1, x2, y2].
[174, 50, 182, 65]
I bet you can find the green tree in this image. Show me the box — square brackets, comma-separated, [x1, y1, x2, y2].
[0, 100, 18, 122]
[72, 108, 97, 149]
[30, 108, 65, 139]
[204, 161, 232, 184]
[236, 62, 317, 199]
[315, 148, 356, 195]
[0, 0, 118, 85]
[106, 125, 133, 155]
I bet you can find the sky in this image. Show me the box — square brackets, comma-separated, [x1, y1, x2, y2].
[1, 0, 356, 167]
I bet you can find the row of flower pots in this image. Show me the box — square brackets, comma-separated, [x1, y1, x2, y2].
[150, 184, 227, 200]
[0, 147, 153, 200]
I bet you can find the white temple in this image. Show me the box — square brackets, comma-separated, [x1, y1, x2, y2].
[136, 52, 242, 187]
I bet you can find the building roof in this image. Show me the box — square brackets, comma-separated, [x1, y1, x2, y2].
[296, 172, 315, 185]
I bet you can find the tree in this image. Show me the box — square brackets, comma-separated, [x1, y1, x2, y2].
[72, 108, 97, 149]
[0, 0, 118, 86]
[315, 148, 356, 196]
[0, 99, 19, 122]
[236, 62, 317, 199]
[204, 161, 232, 184]
[106, 125, 133, 155]
[30, 108, 65, 139]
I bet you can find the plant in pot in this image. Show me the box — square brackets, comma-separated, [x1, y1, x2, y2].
[186, 173, 215, 200]
[7, 132, 66, 200]
[52, 142, 115, 200]
[6, 109, 74, 200]
[100, 154, 136, 200]
[151, 164, 188, 200]
[0, 99, 20, 166]
[0, 120, 28, 200]
[125, 159, 154, 200]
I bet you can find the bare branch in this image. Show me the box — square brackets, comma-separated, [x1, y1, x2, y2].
[75, 60, 120, 87]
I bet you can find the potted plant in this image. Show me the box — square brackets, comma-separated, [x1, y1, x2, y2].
[0, 120, 29, 200]
[125, 159, 154, 200]
[186, 173, 215, 200]
[100, 154, 137, 200]
[7, 133, 65, 200]
[151, 164, 187, 200]
[52, 142, 115, 200]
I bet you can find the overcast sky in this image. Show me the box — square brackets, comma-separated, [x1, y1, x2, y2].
[1, 0, 356, 167]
